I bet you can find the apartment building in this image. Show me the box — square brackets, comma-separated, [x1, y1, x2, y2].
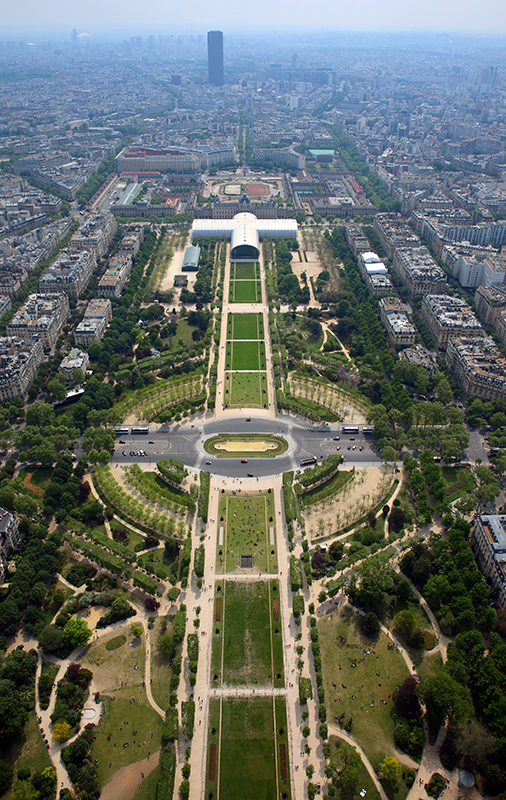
[118, 225, 144, 256]
[97, 254, 132, 298]
[344, 224, 370, 257]
[0, 335, 44, 402]
[70, 213, 117, 259]
[452, 255, 506, 289]
[445, 335, 506, 400]
[393, 246, 447, 297]
[471, 515, 506, 608]
[59, 347, 90, 377]
[39, 248, 96, 300]
[8, 293, 69, 352]
[0, 508, 22, 584]
[74, 298, 112, 347]
[475, 285, 506, 327]
[421, 294, 483, 350]
[373, 213, 421, 259]
[378, 297, 416, 347]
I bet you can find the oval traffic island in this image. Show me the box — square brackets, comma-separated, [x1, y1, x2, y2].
[204, 433, 288, 458]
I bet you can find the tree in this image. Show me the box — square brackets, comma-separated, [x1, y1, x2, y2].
[53, 722, 72, 742]
[159, 632, 176, 662]
[11, 781, 39, 800]
[360, 611, 380, 638]
[418, 671, 470, 732]
[455, 721, 496, 769]
[394, 675, 421, 719]
[131, 624, 143, 637]
[0, 760, 13, 795]
[393, 610, 416, 637]
[47, 376, 67, 403]
[381, 446, 397, 464]
[475, 466, 500, 504]
[63, 617, 92, 648]
[379, 756, 402, 785]
[38, 625, 65, 656]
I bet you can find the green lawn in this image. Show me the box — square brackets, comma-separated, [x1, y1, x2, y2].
[224, 371, 268, 408]
[137, 548, 173, 580]
[216, 493, 277, 574]
[205, 698, 221, 799]
[416, 650, 444, 681]
[318, 607, 411, 770]
[227, 312, 264, 340]
[231, 262, 259, 280]
[93, 688, 164, 786]
[219, 698, 278, 800]
[110, 519, 146, 551]
[441, 466, 476, 502]
[229, 279, 261, 303]
[225, 340, 266, 371]
[18, 467, 53, 493]
[149, 617, 174, 711]
[211, 580, 282, 686]
[132, 765, 159, 800]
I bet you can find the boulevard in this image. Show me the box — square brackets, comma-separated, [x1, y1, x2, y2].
[110, 417, 381, 476]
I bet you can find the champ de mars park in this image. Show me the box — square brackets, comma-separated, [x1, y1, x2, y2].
[1, 196, 504, 800]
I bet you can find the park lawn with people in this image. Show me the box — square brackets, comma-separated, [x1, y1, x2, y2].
[92, 686, 164, 786]
[318, 608, 411, 770]
[216, 493, 276, 574]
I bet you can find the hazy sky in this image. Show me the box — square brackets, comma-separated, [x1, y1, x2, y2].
[4, 0, 506, 37]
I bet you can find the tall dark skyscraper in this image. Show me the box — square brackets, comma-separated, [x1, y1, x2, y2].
[207, 30, 224, 86]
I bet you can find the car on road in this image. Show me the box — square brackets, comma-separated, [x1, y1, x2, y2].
[206, 460, 212, 465]
[148, 440, 154, 444]
[333, 437, 340, 441]
[349, 436, 356, 441]
[246, 417, 251, 421]
[119, 440, 126, 444]
[247, 473, 254, 477]
[241, 459, 248, 463]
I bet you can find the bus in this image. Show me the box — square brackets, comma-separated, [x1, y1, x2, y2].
[362, 426, 374, 434]
[342, 426, 359, 435]
[113, 427, 129, 436]
[131, 427, 149, 435]
[300, 457, 317, 467]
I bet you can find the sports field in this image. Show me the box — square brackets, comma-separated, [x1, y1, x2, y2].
[211, 580, 283, 687]
[229, 279, 261, 303]
[225, 339, 266, 371]
[224, 371, 268, 408]
[205, 697, 290, 800]
[216, 493, 277, 574]
[230, 262, 260, 280]
[227, 312, 264, 340]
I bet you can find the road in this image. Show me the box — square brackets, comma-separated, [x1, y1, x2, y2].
[110, 417, 381, 477]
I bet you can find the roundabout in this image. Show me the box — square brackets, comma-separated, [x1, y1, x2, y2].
[204, 433, 288, 457]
